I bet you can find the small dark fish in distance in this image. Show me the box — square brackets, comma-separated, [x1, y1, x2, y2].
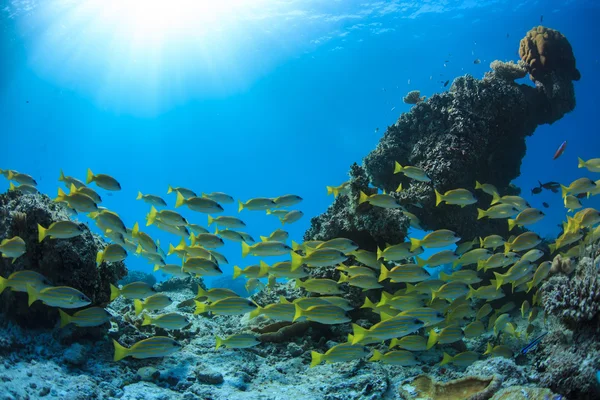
[375, 128, 379, 133]
[576, 192, 587, 199]
[540, 181, 560, 190]
[474, 59, 481, 64]
[445, 60, 450, 62]
[553, 140, 567, 160]
[531, 183, 542, 195]
[521, 332, 548, 355]
[443, 80, 450, 87]
[542, 202, 549, 208]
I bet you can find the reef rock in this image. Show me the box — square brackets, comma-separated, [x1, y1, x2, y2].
[398, 374, 501, 400]
[0, 191, 127, 328]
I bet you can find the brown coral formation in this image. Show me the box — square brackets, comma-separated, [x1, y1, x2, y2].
[490, 386, 557, 400]
[488, 60, 527, 81]
[550, 254, 574, 275]
[403, 90, 426, 104]
[519, 26, 580, 83]
[398, 374, 501, 400]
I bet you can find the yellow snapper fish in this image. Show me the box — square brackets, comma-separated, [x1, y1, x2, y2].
[504, 231, 542, 253]
[453, 248, 492, 268]
[550, 230, 584, 253]
[266, 209, 289, 219]
[290, 248, 348, 270]
[475, 304, 493, 320]
[484, 343, 513, 358]
[167, 186, 197, 199]
[493, 313, 511, 335]
[27, 285, 91, 308]
[454, 238, 478, 255]
[398, 308, 445, 327]
[202, 192, 234, 204]
[434, 188, 477, 207]
[360, 297, 399, 316]
[294, 296, 353, 312]
[196, 287, 240, 302]
[215, 227, 246, 243]
[132, 222, 158, 253]
[194, 297, 257, 315]
[55, 187, 97, 212]
[389, 335, 427, 351]
[416, 250, 458, 268]
[493, 260, 534, 289]
[561, 177, 596, 198]
[175, 192, 223, 214]
[440, 351, 479, 367]
[508, 208, 545, 231]
[326, 181, 351, 198]
[86, 169, 121, 191]
[37, 221, 83, 242]
[264, 260, 310, 279]
[409, 229, 460, 251]
[233, 263, 269, 279]
[190, 232, 225, 249]
[311, 342, 368, 368]
[187, 224, 209, 235]
[110, 282, 155, 301]
[88, 210, 126, 234]
[369, 349, 418, 366]
[279, 210, 304, 225]
[378, 293, 423, 311]
[403, 210, 424, 230]
[351, 313, 424, 344]
[393, 162, 431, 182]
[377, 242, 423, 262]
[479, 235, 505, 250]
[292, 240, 324, 252]
[405, 280, 444, 295]
[521, 249, 544, 263]
[564, 195, 583, 212]
[260, 229, 289, 243]
[313, 238, 360, 254]
[9, 182, 38, 194]
[142, 313, 189, 330]
[351, 249, 380, 269]
[475, 181, 499, 198]
[578, 157, 600, 172]
[358, 191, 404, 209]
[295, 278, 342, 295]
[463, 320, 486, 338]
[147, 207, 187, 227]
[477, 253, 512, 272]
[0, 270, 52, 294]
[242, 241, 291, 258]
[338, 273, 382, 290]
[96, 244, 127, 266]
[521, 300, 531, 318]
[69, 184, 102, 204]
[378, 264, 430, 283]
[431, 281, 470, 301]
[467, 284, 505, 301]
[336, 265, 376, 277]
[440, 270, 482, 284]
[208, 215, 246, 229]
[58, 169, 85, 189]
[293, 304, 350, 324]
[572, 208, 600, 229]
[0, 236, 26, 262]
[154, 264, 188, 278]
[154, 220, 190, 238]
[113, 337, 181, 361]
[134, 294, 172, 316]
[426, 325, 464, 349]
[238, 197, 276, 212]
[182, 257, 222, 276]
[6, 171, 37, 186]
[249, 297, 295, 321]
[491, 194, 530, 210]
[272, 194, 303, 208]
[59, 307, 111, 328]
[216, 334, 260, 350]
[136, 192, 167, 207]
[477, 204, 520, 220]
[526, 261, 552, 292]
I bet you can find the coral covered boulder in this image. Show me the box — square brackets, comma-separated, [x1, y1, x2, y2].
[519, 26, 580, 83]
[398, 374, 501, 400]
[0, 191, 127, 328]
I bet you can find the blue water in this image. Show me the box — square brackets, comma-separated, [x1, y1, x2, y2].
[1, 0, 599, 284]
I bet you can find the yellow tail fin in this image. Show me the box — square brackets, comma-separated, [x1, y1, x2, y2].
[507, 219, 517, 232]
[415, 256, 426, 267]
[290, 251, 304, 271]
[215, 336, 224, 350]
[134, 299, 144, 316]
[490, 192, 501, 205]
[207, 215, 214, 227]
[194, 300, 208, 315]
[426, 329, 438, 350]
[477, 208, 486, 220]
[434, 189, 443, 206]
[466, 285, 475, 300]
[293, 304, 304, 322]
[493, 272, 504, 289]
[26, 284, 38, 307]
[393, 161, 403, 174]
[238, 200, 244, 213]
[167, 185, 174, 194]
[376, 247, 383, 260]
[55, 187, 67, 202]
[112, 340, 129, 362]
[338, 273, 349, 284]
[8, 182, 16, 191]
[310, 351, 325, 368]
[409, 237, 421, 252]
[233, 266, 242, 279]
[86, 168, 94, 184]
[147, 207, 158, 226]
[96, 251, 104, 267]
[136, 191, 143, 200]
[378, 264, 389, 282]
[561, 185, 569, 199]
[258, 262, 269, 277]
[142, 314, 152, 326]
[0, 276, 7, 295]
[361, 297, 376, 309]
[578, 157, 585, 169]
[326, 186, 334, 196]
[241, 242, 251, 258]
[38, 224, 47, 243]
[175, 192, 186, 208]
[110, 284, 120, 301]
[58, 309, 72, 328]
[475, 181, 482, 190]
[351, 323, 368, 344]
[59, 169, 66, 182]
[439, 352, 453, 366]
[358, 191, 369, 205]
[368, 350, 383, 362]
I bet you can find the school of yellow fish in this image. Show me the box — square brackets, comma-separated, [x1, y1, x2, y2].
[0, 157, 599, 366]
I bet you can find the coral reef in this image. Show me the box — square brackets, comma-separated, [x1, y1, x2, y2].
[0, 191, 126, 328]
[398, 374, 501, 400]
[489, 386, 558, 400]
[403, 90, 426, 104]
[119, 269, 157, 287]
[549, 253, 575, 275]
[487, 60, 527, 81]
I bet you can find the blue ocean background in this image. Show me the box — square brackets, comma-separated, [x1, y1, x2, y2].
[1, 0, 599, 286]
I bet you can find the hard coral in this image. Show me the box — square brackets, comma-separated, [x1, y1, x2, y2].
[550, 254, 574, 275]
[541, 257, 600, 325]
[519, 26, 580, 83]
[398, 374, 501, 400]
[487, 60, 527, 81]
[403, 90, 426, 105]
[490, 386, 558, 400]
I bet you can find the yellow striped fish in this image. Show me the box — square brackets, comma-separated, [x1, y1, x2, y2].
[113, 336, 181, 361]
[59, 307, 111, 328]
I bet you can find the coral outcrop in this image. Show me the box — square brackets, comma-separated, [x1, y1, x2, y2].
[0, 191, 127, 328]
[487, 60, 527, 81]
[403, 90, 426, 104]
[398, 374, 501, 400]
